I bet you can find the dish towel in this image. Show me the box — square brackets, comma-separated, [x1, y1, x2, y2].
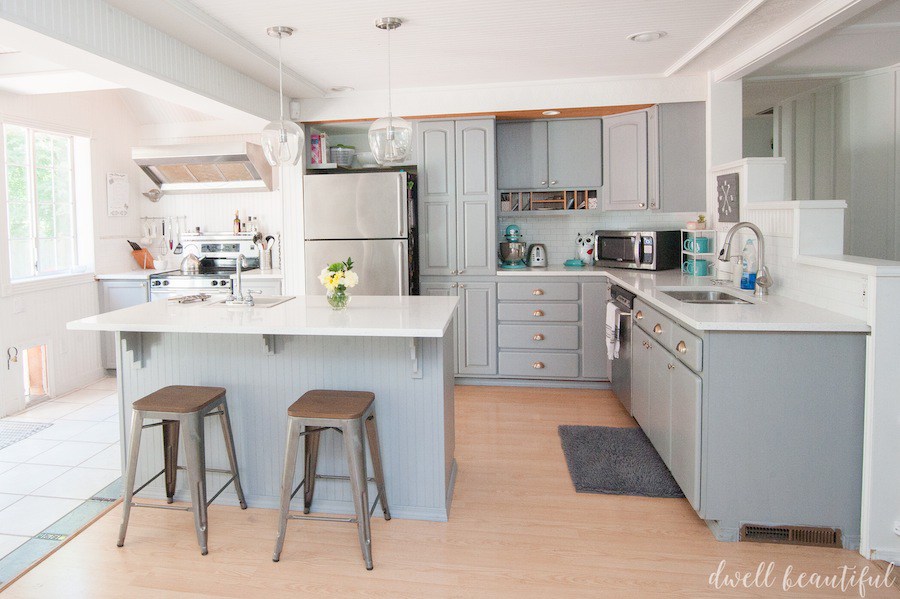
[605, 302, 621, 360]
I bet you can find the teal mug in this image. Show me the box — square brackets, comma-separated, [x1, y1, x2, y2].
[683, 237, 710, 253]
[682, 259, 709, 276]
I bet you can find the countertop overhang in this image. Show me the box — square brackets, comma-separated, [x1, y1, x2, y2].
[496, 266, 870, 333]
[68, 295, 459, 338]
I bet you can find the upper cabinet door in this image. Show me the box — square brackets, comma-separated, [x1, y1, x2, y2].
[656, 102, 706, 213]
[601, 110, 649, 211]
[497, 121, 549, 190]
[547, 119, 603, 189]
[417, 121, 458, 275]
[455, 119, 497, 275]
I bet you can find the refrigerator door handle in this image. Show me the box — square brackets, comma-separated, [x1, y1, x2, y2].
[396, 173, 404, 237]
[397, 241, 405, 295]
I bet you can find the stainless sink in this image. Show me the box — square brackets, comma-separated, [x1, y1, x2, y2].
[208, 296, 295, 309]
[661, 290, 752, 305]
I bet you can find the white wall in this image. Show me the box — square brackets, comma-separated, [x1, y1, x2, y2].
[0, 89, 144, 416]
[775, 67, 899, 260]
[742, 116, 773, 157]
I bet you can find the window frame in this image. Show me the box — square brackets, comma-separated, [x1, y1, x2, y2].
[0, 117, 94, 296]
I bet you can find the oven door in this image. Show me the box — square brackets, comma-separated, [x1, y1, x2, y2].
[596, 232, 641, 268]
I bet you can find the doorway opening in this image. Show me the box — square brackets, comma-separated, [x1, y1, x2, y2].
[22, 345, 48, 405]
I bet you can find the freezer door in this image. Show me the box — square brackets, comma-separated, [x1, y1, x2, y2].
[305, 239, 409, 295]
[303, 172, 408, 240]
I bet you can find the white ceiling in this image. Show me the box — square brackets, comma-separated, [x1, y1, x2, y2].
[0, 50, 124, 95]
[106, 0, 754, 98]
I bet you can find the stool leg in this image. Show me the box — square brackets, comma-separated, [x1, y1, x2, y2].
[273, 417, 302, 562]
[118, 409, 144, 547]
[218, 402, 247, 509]
[302, 427, 320, 514]
[365, 414, 391, 521]
[162, 420, 179, 504]
[343, 419, 373, 570]
[182, 412, 209, 555]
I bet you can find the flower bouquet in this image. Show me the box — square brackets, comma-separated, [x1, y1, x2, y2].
[318, 257, 358, 310]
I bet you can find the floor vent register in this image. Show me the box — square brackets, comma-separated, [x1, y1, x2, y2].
[740, 524, 842, 548]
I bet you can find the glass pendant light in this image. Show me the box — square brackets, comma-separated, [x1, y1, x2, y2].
[369, 17, 412, 165]
[261, 26, 303, 167]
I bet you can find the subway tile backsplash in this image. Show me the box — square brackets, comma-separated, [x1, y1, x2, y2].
[499, 211, 699, 265]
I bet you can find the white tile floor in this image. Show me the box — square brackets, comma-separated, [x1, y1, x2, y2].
[0, 378, 120, 560]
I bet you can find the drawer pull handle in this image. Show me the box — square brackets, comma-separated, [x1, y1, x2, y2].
[533, 362, 545, 369]
[676, 341, 687, 354]
[667, 363, 675, 370]
[635, 310, 644, 320]
[653, 324, 663, 335]
[533, 310, 544, 317]
[532, 334, 544, 341]
[532, 289, 544, 296]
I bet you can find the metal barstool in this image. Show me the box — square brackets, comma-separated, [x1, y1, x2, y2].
[117, 385, 247, 555]
[272, 390, 390, 570]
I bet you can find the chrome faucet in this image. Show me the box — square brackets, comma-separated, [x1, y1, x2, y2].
[718, 222, 773, 297]
[225, 254, 255, 305]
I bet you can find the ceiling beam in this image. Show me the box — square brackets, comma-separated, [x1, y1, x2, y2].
[712, 0, 884, 82]
[665, 0, 767, 77]
[162, 0, 325, 98]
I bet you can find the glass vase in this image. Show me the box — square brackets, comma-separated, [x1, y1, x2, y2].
[327, 288, 351, 311]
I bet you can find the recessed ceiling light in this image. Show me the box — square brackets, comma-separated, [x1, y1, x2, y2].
[542, 110, 561, 116]
[627, 31, 666, 43]
[329, 85, 355, 93]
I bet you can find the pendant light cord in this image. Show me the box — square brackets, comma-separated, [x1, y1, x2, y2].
[387, 25, 393, 119]
[278, 33, 285, 122]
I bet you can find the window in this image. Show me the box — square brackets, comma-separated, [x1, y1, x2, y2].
[4, 124, 79, 281]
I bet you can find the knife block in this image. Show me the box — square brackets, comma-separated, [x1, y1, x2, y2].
[131, 249, 154, 269]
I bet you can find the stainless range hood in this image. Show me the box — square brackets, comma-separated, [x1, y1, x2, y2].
[132, 142, 274, 194]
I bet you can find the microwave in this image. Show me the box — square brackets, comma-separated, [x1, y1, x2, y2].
[593, 230, 681, 270]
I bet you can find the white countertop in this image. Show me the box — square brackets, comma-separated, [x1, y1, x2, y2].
[231, 268, 284, 280]
[95, 269, 173, 280]
[497, 266, 869, 333]
[68, 295, 458, 338]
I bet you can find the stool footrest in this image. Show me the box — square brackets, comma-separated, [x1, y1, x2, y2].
[315, 474, 376, 483]
[174, 465, 233, 475]
[131, 501, 191, 512]
[289, 514, 358, 524]
[206, 476, 236, 507]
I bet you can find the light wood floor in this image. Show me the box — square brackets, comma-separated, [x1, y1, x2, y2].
[4, 387, 897, 598]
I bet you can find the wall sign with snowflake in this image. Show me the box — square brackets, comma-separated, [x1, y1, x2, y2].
[716, 173, 739, 223]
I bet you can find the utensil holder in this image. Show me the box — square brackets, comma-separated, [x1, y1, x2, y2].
[261, 249, 273, 270]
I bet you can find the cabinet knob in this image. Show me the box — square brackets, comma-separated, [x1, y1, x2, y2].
[458, 284, 466, 289]
[667, 363, 675, 370]
[532, 289, 544, 296]
[532, 334, 544, 341]
[451, 283, 458, 288]
[635, 310, 644, 320]
[459, 269, 466, 274]
[532, 310, 544, 317]
[676, 341, 687, 354]
[550, 180, 557, 186]
[639, 203, 646, 208]
[450, 270, 458, 275]
[532, 362, 545, 369]
[653, 324, 663, 335]
[539, 181, 547, 186]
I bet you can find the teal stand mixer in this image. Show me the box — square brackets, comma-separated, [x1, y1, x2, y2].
[499, 224, 527, 269]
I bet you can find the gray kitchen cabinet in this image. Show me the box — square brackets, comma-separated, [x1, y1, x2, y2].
[580, 281, 609, 380]
[669, 358, 702, 511]
[602, 110, 649, 211]
[456, 281, 497, 375]
[547, 119, 603, 189]
[421, 280, 460, 373]
[631, 326, 651, 428]
[418, 119, 496, 276]
[496, 121, 548, 190]
[645, 334, 672, 465]
[99, 279, 149, 369]
[455, 120, 497, 275]
[497, 119, 602, 190]
[603, 103, 705, 212]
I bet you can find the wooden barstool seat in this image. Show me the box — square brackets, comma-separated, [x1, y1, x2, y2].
[274, 389, 390, 570]
[118, 385, 247, 555]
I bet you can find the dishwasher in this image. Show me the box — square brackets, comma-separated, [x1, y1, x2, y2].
[609, 284, 635, 414]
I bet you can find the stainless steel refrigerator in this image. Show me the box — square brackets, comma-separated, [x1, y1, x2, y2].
[303, 171, 418, 295]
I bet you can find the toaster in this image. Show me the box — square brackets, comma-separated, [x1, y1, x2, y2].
[527, 243, 547, 267]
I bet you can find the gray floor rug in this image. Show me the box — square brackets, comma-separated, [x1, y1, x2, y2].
[0, 421, 52, 451]
[558, 425, 684, 498]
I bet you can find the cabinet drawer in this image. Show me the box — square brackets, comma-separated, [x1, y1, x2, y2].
[498, 302, 579, 322]
[670, 323, 703, 373]
[498, 324, 579, 350]
[499, 352, 580, 378]
[497, 282, 579, 301]
[633, 299, 672, 347]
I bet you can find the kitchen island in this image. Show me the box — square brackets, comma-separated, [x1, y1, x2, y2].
[68, 295, 459, 521]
